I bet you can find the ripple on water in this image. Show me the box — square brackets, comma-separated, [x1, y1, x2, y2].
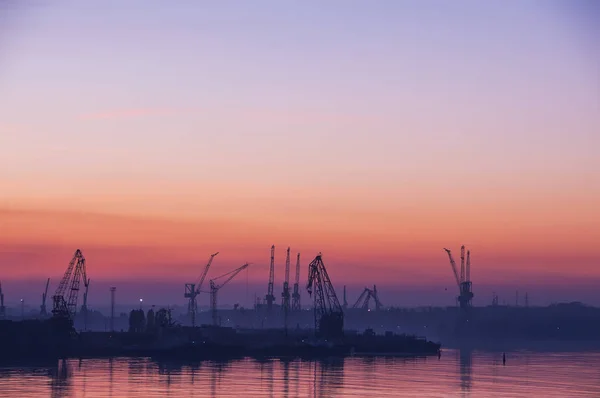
[0, 350, 599, 397]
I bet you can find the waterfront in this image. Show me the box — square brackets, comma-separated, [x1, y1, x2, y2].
[0, 350, 599, 397]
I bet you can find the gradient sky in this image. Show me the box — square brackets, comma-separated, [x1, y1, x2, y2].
[0, 1, 599, 307]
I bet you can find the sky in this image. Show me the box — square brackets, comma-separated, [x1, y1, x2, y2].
[0, 1, 599, 307]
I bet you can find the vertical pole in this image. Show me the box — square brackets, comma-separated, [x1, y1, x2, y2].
[110, 287, 116, 332]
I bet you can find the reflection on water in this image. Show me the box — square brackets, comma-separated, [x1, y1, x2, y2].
[459, 348, 473, 392]
[0, 350, 599, 397]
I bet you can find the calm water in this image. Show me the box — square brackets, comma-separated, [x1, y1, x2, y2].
[0, 350, 599, 397]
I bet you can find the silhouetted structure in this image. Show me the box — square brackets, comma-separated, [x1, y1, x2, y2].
[352, 285, 383, 311]
[128, 309, 146, 332]
[281, 247, 291, 313]
[210, 263, 250, 325]
[444, 246, 474, 312]
[52, 249, 88, 321]
[146, 308, 155, 332]
[40, 278, 50, 316]
[291, 253, 301, 311]
[265, 245, 276, 312]
[306, 253, 344, 339]
[184, 252, 218, 327]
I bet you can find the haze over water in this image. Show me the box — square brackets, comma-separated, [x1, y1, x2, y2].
[1, 350, 599, 397]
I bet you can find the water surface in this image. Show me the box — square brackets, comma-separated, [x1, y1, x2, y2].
[1, 350, 599, 397]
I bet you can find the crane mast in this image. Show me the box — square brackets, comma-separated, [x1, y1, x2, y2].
[466, 250, 471, 283]
[352, 285, 383, 311]
[185, 252, 218, 327]
[444, 246, 474, 312]
[352, 287, 370, 309]
[52, 249, 87, 321]
[265, 245, 275, 311]
[460, 245, 465, 284]
[444, 248, 461, 287]
[40, 278, 50, 316]
[210, 263, 250, 326]
[306, 253, 343, 339]
[281, 247, 291, 311]
[291, 253, 301, 311]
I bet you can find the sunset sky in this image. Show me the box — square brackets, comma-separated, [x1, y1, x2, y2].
[0, 1, 598, 307]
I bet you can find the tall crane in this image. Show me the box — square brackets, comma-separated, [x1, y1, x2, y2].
[460, 245, 465, 285]
[52, 249, 87, 321]
[210, 263, 250, 326]
[306, 253, 344, 339]
[0, 281, 5, 319]
[40, 278, 50, 316]
[466, 250, 471, 283]
[352, 285, 383, 311]
[185, 252, 219, 327]
[265, 245, 275, 311]
[281, 247, 291, 311]
[352, 287, 371, 310]
[291, 253, 301, 311]
[444, 246, 474, 312]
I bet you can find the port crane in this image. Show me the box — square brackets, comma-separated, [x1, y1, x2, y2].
[281, 247, 291, 311]
[40, 278, 50, 316]
[306, 253, 344, 339]
[444, 246, 473, 311]
[291, 253, 301, 311]
[352, 285, 383, 311]
[185, 252, 219, 327]
[209, 262, 250, 326]
[52, 249, 88, 320]
[265, 245, 276, 311]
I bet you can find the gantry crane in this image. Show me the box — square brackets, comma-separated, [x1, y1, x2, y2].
[281, 247, 291, 311]
[444, 246, 473, 312]
[185, 252, 219, 327]
[352, 285, 383, 311]
[291, 253, 301, 311]
[40, 278, 50, 316]
[209, 263, 250, 326]
[52, 249, 88, 321]
[265, 245, 275, 311]
[306, 253, 344, 339]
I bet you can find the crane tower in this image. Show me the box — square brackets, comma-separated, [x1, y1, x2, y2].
[209, 263, 250, 326]
[52, 249, 88, 321]
[291, 253, 301, 311]
[281, 247, 291, 311]
[184, 252, 219, 327]
[444, 246, 474, 312]
[306, 253, 344, 339]
[265, 245, 276, 311]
